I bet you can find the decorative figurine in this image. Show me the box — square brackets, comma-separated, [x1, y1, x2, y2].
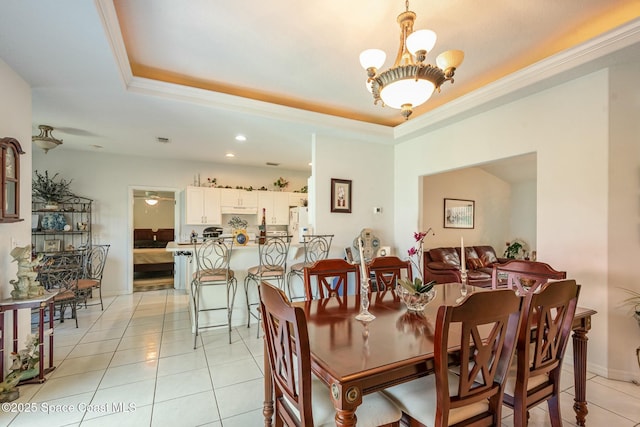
[9, 245, 44, 299]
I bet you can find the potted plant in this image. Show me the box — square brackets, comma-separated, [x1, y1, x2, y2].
[397, 230, 437, 311]
[620, 288, 640, 370]
[32, 170, 73, 209]
[273, 177, 289, 191]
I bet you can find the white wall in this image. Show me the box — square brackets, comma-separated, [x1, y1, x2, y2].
[133, 198, 174, 230]
[421, 167, 512, 250]
[312, 134, 395, 257]
[395, 70, 612, 376]
[32, 149, 310, 296]
[509, 180, 537, 252]
[607, 61, 640, 380]
[0, 58, 32, 375]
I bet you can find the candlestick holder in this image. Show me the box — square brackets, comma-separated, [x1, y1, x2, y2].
[355, 274, 376, 322]
[460, 270, 468, 298]
[356, 239, 375, 322]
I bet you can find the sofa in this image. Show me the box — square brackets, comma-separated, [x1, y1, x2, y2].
[423, 245, 508, 287]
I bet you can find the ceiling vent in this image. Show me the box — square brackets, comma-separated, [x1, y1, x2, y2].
[156, 137, 170, 144]
[266, 162, 280, 166]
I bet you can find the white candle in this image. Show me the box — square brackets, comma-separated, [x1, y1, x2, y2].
[358, 239, 368, 283]
[460, 237, 466, 273]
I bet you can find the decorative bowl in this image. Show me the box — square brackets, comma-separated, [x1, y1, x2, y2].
[396, 284, 436, 312]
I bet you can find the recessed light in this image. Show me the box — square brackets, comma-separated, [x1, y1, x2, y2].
[226, 153, 235, 158]
[235, 135, 247, 142]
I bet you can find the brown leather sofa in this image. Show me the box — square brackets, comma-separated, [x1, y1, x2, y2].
[423, 245, 508, 287]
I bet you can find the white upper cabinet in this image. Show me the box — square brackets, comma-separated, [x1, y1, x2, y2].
[220, 189, 258, 214]
[185, 186, 222, 225]
[257, 191, 290, 225]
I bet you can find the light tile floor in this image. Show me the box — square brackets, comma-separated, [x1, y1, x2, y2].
[1, 289, 638, 426]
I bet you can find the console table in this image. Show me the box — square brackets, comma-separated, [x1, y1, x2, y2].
[0, 292, 55, 383]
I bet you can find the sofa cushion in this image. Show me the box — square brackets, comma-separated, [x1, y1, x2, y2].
[467, 270, 491, 280]
[429, 248, 460, 267]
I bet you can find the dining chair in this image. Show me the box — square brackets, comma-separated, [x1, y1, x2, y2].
[503, 279, 580, 427]
[259, 281, 402, 427]
[244, 234, 291, 338]
[492, 260, 566, 295]
[76, 244, 110, 310]
[302, 258, 360, 301]
[192, 237, 237, 348]
[38, 252, 84, 328]
[367, 256, 412, 292]
[286, 234, 334, 301]
[383, 289, 523, 427]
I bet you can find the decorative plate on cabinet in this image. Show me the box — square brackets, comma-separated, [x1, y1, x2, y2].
[41, 212, 67, 231]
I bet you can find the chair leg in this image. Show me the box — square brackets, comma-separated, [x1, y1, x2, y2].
[547, 395, 562, 427]
[513, 399, 528, 427]
[244, 276, 252, 329]
[98, 285, 103, 311]
[192, 279, 199, 349]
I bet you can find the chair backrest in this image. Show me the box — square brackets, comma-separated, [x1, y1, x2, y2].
[515, 279, 580, 397]
[492, 260, 566, 295]
[39, 252, 83, 291]
[303, 258, 360, 300]
[257, 235, 292, 275]
[82, 244, 110, 280]
[193, 237, 234, 281]
[259, 281, 313, 426]
[302, 234, 333, 264]
[367, 256, 413, 292]
[434, 289, 523, 426]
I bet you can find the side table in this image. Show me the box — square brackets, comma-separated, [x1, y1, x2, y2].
[0, 292, 56, 383]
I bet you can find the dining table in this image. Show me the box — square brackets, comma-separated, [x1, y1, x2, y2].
[261, 283, 596, 427]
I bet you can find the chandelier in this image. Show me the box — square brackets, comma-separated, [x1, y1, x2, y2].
[360, 0, 464, 120]
[32, 125, 63, 153]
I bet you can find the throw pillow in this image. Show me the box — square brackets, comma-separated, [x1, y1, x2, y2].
[467, 258, 484, 270]
[481, 251, 498, 266]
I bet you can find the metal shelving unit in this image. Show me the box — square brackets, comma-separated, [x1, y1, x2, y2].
[31, 196, 92, 255]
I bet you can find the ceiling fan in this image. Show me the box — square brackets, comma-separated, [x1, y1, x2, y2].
[134, 191, 174, 206]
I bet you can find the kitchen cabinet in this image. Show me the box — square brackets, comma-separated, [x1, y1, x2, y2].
[185, 186, 221, 225]
[220, 188, 258, 213]
[257, 191, 290, 225]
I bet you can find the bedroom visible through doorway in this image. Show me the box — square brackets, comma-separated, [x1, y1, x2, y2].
[132, 190, 176, 292]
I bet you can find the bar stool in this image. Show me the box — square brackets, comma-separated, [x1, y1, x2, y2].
[244, 235, 291, 338]
[286, 234, 333, 301]
[191, 237, 237, 348]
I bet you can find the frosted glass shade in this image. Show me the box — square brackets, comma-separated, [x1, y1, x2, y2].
[436, 50, 465, 70]
[359, 49, 386, 70]
[406, 30, 437, 55]
[380, 78, 435, 109]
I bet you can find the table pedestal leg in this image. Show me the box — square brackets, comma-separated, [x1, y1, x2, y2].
[572, 328, 589, 426]
[335, 410, 357, 427]
[263, 339, 273, 427]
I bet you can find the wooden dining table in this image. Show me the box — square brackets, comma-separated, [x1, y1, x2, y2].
[261, 283, 596, 427]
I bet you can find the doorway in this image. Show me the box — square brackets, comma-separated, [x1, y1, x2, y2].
[131, 188, 177, 292]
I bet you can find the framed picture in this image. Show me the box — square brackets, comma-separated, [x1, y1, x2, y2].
[344, 247, 354, 263]
[331, 178, 352, 213]
[443, 198, 475, 229]
[43, 239, 61, 252]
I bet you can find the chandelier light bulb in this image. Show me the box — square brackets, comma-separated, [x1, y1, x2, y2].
[406, 29, 437, 58]
[359, 49, 386, 71]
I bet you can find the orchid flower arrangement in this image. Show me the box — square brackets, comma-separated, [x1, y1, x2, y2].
[398, 229, 436, 294]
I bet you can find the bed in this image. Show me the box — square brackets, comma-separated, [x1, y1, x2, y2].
[133, 228, 175, 276]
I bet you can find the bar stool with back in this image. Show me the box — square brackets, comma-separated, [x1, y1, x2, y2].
[191, 237, 237, 348]
[286, 234, 333, 301]
[244, 234, 291, 337]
